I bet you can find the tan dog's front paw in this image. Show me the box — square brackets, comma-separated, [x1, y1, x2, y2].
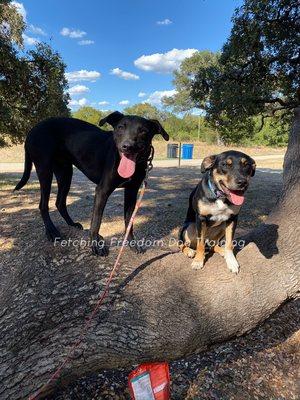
[187, 248, 196, 258]
[225, 251, 239, 274]
[180, 245, 196, 259]
[191, 259, 204, 270]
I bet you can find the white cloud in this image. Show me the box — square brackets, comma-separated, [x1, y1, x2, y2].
[157, 18, 172, 25]
[60, 27, 86, 39]
[22, 33, 39, 46]
[69, 98, 88, 107]
[134, 48, 198, 74]
[138, 92, 147, 98]
[110, 68, 140, 80]
[0, 21, 10, 37]
[119, 100, 130, 106]
[145, 90, 177, 106]
[98, 101, 109, 106]
[78, 39, 94, 45]
[11, 2, 26, 21]
[28, 24, 46, 36]
[65, 70, 101, 83]
[68, 85, 90, 95]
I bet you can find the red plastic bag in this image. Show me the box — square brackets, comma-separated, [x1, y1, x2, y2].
[128, 362, 170, 400]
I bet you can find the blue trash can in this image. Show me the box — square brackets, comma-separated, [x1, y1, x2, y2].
[182, 144, 194, 159]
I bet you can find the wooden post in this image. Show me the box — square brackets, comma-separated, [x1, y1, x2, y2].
[178, 142, 182, 167]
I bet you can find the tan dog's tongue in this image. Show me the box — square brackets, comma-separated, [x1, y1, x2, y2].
[229, 190, 245, 206]
[118, 154, 136, 178]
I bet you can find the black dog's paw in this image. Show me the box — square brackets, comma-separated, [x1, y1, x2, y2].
[92, 243, 109, 256]
[129, 243, 146, 254]
[71, 222, 83, 230]
[46, 227, 62, 242]
[91, 235, 109, 257]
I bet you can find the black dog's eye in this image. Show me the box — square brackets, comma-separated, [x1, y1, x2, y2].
[117, 124, 125, 130]
[140, 130, 149, 136]
[138, 127, 148, 134]
[221, 161, 227, 168]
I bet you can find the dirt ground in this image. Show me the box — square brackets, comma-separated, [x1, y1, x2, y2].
[0, 161, 299, 400]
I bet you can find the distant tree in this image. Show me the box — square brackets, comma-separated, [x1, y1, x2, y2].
[163, 51, 219, 113]
[191, 0, 299, 143]
[73, 106, 108, 126]
[163, 114, 187, 141]
[0, 0, 70, 147]
[124, 103, 167, 120]
[252, 114, 289, 147]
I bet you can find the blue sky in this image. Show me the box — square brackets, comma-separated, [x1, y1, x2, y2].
[15, 0, 242, 112]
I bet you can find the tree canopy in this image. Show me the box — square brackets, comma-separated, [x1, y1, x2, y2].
[72, 106, 108, 126]
[163, 50, 219, 113]
[191, 0, 299, 142]
[0, 0, 70, 147]
[72, 99, 289, 146]
[124, 103, 167, 120]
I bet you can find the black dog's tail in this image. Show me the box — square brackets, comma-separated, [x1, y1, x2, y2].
[14, 148, 32, 190]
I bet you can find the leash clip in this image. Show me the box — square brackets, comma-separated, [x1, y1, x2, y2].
[144, 145, 154, 187]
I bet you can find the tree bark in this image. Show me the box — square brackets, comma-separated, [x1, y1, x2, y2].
[0, 109, 299, 400]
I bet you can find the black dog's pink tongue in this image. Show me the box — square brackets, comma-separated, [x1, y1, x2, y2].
[228, 189, 245, 206]
[118, 154, 136, 178]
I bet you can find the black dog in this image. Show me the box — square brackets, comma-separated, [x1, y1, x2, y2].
[15, 111, 169, 255]
[179, 150, 256, 273]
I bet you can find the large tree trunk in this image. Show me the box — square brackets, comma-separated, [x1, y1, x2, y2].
[1, 109, 299, 400]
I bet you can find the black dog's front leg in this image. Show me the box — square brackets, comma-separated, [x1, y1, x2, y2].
[90, 185, 112, 256]
[124, 186, 145, 254]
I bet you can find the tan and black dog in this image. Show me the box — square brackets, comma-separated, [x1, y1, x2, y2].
[179, 150, 256, 273]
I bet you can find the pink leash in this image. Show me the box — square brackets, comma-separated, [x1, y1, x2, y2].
[28, 151, 153, 399]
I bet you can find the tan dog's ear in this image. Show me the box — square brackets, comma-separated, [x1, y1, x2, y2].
[201, 155, 217, 173]
[99, 111, 124, 128]
[149, 119, 169, 141]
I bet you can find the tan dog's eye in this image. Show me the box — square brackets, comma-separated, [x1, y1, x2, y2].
[220, 161, 228, 169]
[241, 157, 248, 166]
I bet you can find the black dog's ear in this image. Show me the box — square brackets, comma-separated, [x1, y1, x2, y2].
[149, 119, 169, 141]
[99, 111, 124, 128]
[201, 155, 217, 173]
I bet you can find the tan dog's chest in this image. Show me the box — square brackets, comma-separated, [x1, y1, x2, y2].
[197, 199, 241, 226]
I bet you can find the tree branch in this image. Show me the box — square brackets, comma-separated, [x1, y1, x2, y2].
[261, 98, 298, 108]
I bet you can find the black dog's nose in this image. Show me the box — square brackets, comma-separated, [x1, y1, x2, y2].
[121, 142, 133, 152]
